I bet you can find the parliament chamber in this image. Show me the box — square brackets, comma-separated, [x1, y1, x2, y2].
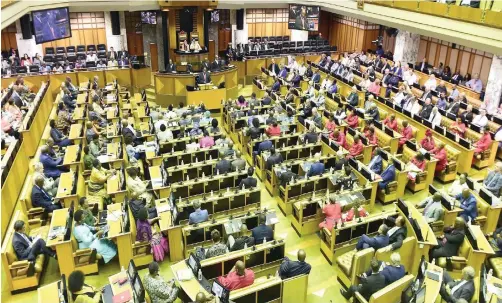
[1, 1, 502, 303]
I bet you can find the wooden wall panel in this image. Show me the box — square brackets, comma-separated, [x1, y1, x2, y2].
[328, 15, 379, 53]
[382, 35, 396, 53]
[1, 24, 17, 52]
[318, 10, 331, 40]
[248, 22, 291, 38]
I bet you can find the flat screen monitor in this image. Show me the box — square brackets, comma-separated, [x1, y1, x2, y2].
[31, 7, 71, 44]
[132, 273, 145, 302]
[141, 11, 157, 24]
[211, 280, 230, 303]
[397, 198, 409, 218]
[211, 10, 220, 23]
[288, 5, 320, 31]
[188, 253, 200, 275]
[127, 260, 137, 281]
[409, 217, 424, 242]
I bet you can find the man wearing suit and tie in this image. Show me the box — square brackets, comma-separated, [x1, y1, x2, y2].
[166, 59, 176, 73]
[294, 7, 309, 30]
[356, 224, 390, 250]
[446, 97, 461, 116]
[341, 259, 386, 301]
[251, 214, 273, 243]
[215, 151, 231, 174]
[417, 193, 445, 224]
[279, 165, 298, 187]
[13, 220, 57, 263]
[201, 58, 211, 71]
[415, 58, 430, 73]
[199, 67, 211, 84]
[483, 162, 502, 196]
[270, 78, 281, 92]
[32, 175, 62, 213]
[307, 153, 325, 177]
[440, 266, 476, 303]
[188, 200, 209, 224]
[455, 189, 477, 223]
[108, 47, 117, 61]
[384, 216, 407, 251]
[311, 70, 321, 83]
[368, 148, 383, 175]
[430, 217, 466, 259]
[39, 145, 65, 179]
[266, 148, 284, 170]
[268, 58, 280, 75]
[346, 86, 359, 107]
[211, 55, 222, 71]
[377, 158, 396, 190]
[238, 167, 258, 189]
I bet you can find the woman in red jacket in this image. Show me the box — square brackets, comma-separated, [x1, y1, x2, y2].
[420, 129, 436, 151]
[325, 114, 337, 135]
[331, 129, 346, 149]
[364, 126, 378, 146]
[345, 108, 359, 129]
[449, 116, 466, 138]
[382, 114, 398, 131]
[431, 142, 447, 173]
[406, 153, 426, 182]
[473, 128, 492, 159]
[319, 197, 342, 230]
[265, 121, 281, 137]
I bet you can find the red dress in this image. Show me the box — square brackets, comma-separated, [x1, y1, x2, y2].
[345, 114, 359, 129]
[325, 121, 337, 132]
[348, 141, 364, 158]
[383, 118, 398, 131]
[319, 203, 342, 229]
[432, 147, 447, 171]
[399, 126, 413, 147]
[474, 133, 492, 153]
[332, 132, 346, 149]
[420, 137, 435, 151]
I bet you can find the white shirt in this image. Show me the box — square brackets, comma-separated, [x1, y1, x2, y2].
[341, 57, 349, 66]
[320, 79, 331, 90]
[345, 72, 354, 83]
[154, 120, 167, 131]
[424, 78, 437, 91]
[186, 142, 200, 152]
[393, 92, 406, 105]
[429, 110, 442, 127]
[495, 128, 502, 142]
[298, 65, 307, 76]
[330, 62, 339, 73]
[447, 180, 469, 196]
[164, 111, 177, 120]
[404, 72, 417, 86]
[333, 110, 346, 120]
[86, 54, 97, 62]
[408, 102, 421, 116]
[157, 129, 173, 142]
[472, 115, 488, 128]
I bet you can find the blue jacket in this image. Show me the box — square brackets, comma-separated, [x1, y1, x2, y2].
[40, 153, 63, 178]
[251, 224, 274, 244]
[308, 162, 325, 177]
[189, 209, 209, 224]
[271, 81, 281, 92]
[50, 128, 71, 147]
[258, 140, 273, 153]
[278, 68, 288, 78]
[366, 264, 405, 286]
[456, 193, 478, 221]
[312, 73, 320, 83]
[31, 185, 53, 209]
[378, 164, 395, 189]
[368, 155, 383, 175]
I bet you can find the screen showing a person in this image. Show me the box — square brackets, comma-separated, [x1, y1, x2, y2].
[141, 11, 157, 24]
[128, 261, 136, 280]
[32, 7, 71, 44]
[212, 281, 229, 302]
[288, 5, 319, 31]
[211, 11, 220, 23]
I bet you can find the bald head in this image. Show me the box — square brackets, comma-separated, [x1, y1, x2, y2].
[298, 249, 306, 262]
[195, 292, 207, 303]
[235, 260, 245, 275]
[433, 192, 442, 202]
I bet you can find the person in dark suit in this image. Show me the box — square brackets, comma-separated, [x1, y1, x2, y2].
[246, 118, 261, 140]
[341, 259, 386, 301]
[459, 105, 474, 124]
[430, 217, 466, 260]
[279, 164, 298, 187]
[270, 78, 281, 93]
[446, 97, 461, 116]
[166, 59, 176, 73]
[62, 88, 76, 111]
[215, 151, 231, 174]
[238, 167, 258, 189]
[368, 148, 383, 174]
[440, 266, 475, 303]
[294, 7, 309, 30]
[311, 70, 321, 83]
[121, 119, 140, 144]
[261, 93, 272, 105]
[415, 58, 429, 73]
[266, 148, 284, 170]
[251, 214, 273, 244]
[32, 175, 62, 213]
[211, 55, 222, 71]
[334, 150, 348, 170]
[39, 145, 65, 179]
[278, 249, 312, 279]
[269, 59, 280, 75]
[378, 158, 396, 190]
[227, 224, 255, 252]
[420, 88, 433, 101]
[291, 71, 301, 88]
[307, 153, 325, 177]
[451, 70, 464, 83]
[303, 124, 319, 144]
[385, 216, 407, 251]
[420, 98, 434, 119]
[13, 220, 56, 262]
[363, 252, 405, 286]
[198, 67, 211, 84]
[346, 86, 359, 107]
[356, 224, 390, 251]
[107, 47, 117, 61]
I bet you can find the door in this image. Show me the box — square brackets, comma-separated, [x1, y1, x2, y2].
[150, 43, 158, 71]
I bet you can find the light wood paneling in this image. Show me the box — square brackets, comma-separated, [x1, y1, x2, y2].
[329, 15, 379, 53]
[1, 23, 17, 52]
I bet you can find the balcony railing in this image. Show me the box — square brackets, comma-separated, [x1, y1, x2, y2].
[369, 0, 502, 29]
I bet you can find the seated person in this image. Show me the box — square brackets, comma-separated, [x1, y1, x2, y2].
[79, 197, 96, 226]
[189, 200, 209, 225]
[83, 146, 95, 171]
[430, 217, 466, 259]
[362, 252, 405, 286]
[278, 164, 298, 187]
[68, 270, 102, 303]
[238, 167, 258, 189]
[246, 118, 261, 140]
[490, 227, 502, 257]
[251, 214, 273, 244]
[73, 209, 118, 263]
[345, 108, 359, 129]
[49, 120, 71, 147]
[377, 158, 396, 190]
[383, 114, 398, 131]
[231, 150, 246, 171]
[217, 260, 255, 291]
[340, 259, 386, 301]
[13, 220, 56, 262]
[126, 167, 154, 207]
[278, 249, 312, 279]
[398, 120, 413, 149]
[199, 130, 215, 148]
[143, 261, 179, 303]
[227, 224, 255, 251]
[215, 151, 231, 174]
[194, 292, 216, 303]
[157, 124, 173, 143]
[483, 162, 502, 196]
[265, 121, 281, 137]
[364, 126, 378, 145]
[32, 175, 62, 213]
[417, 192, 444, 223]
[448, 173, 469, 197]
[331, 129, 346, 147]
[449, 116, 466, 138]
[266, 148, 283, 170]
[384, 215, 407, 251]
[406, 153, 426, 182]
[420, 129, 436, 151]
[431, 142, 448, 173]
[307, 153, 325, 177]
[303, 123, 319, 143]
[473, 128, 492, 160]
[356, 224, 389, 251]
[368, 148, 383, 174]
[440, 266, 475, 303]
[366, 104, 380, 122]
[33, 162, 59, 197]
[205, 230, 229, 258]
[40, 145, 65, 179]
[346, 135, 363, 159]
[455, 189, 477, 223]
[319, 196, 342, 229]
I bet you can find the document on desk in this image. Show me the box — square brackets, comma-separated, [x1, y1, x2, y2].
[107, 210, 122, 222]
[176, 269, 194, 281]
[157, 203, 171, 214]
[224, 219, 243, 234]
[151, 178, 163, 188]
[97, 155, 111, 163]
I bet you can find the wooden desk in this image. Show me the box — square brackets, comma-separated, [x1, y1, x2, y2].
[155, 199, 184, 262]
[108, 271, 133, 300]
[148, 166, 170, 198]
[68, 123, 83, 145]
[72, 107, 85, 121]
[46, 208, 75, 277]
[107, 172, 127, 204]
[187, 88, 226, 110]
[62, 144, 81, 171]
[423, 262, 443, 303]
[76, 93, 87, 105]
[101, 142, 123, 169]
[171, 260, 211, 301]
[37, 280, 60, 303]
[56, 172, 78, 208]
[107, 203, 133, 270]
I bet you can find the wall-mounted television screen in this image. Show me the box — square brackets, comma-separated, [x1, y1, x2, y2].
[31, 7, 71, 44]
[211, 10, 220, 23]
[288, 4, 320, 31]
[141, 11, 157, 24]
